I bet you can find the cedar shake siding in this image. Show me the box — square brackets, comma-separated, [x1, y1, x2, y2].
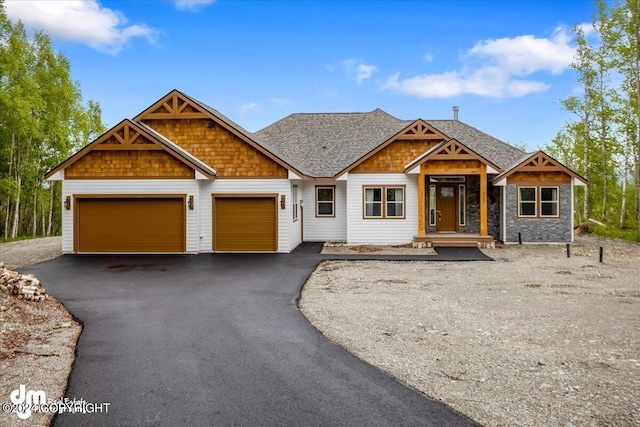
[65, 150, 195, 179]
[351, 140, 441, 173]
[142, 119, 287, 178]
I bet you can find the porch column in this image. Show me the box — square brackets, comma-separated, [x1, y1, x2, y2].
[480, 164, 488, 236]
[418, 168, 425, 235]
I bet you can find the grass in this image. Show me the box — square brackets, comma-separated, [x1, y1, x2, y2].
[592, 224, 640, 243]
[0, 235, 59, 244]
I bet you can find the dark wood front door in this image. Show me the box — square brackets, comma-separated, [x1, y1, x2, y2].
[435, 184, 457, 232]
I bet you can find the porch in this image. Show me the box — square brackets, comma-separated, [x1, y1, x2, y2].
[406, 138, 501, 248]
[412, 233, 495, 248]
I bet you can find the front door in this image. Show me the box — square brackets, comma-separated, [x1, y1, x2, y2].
[435, 184, 457, 232]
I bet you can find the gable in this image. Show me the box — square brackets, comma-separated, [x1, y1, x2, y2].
[351, 140, 441, 173]
[142, 119, 287, 178]
[405, 138, 501, 174]
[136, 90, 290, 178]
[345, 120, 447, 175]
[65, 150, 194, 179]
[494, 151, 587, 185]
[135, 90, 209, 120]
[45, 119, 216, 180]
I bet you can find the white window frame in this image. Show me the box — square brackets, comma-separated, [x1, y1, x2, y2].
[363, 187, 383, 218]
[362, 186, 405, 219]
[292, 185, 299, 221]
[458, 184, 466, 226]
[315, 186, 335, 217]
[540, 186, 559, 218]
[385, 187, 404, 218]
[518, 187, 537, 217]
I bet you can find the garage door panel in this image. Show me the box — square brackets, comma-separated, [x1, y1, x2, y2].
[215, 198, 276, 252]
[77, 198, 185, 252]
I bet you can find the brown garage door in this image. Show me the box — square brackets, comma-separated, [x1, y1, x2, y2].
[76, 197, 185, 252]
[214, 197, 276, 251]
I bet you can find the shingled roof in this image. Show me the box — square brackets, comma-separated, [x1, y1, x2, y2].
[255, 109, 527, 177]
[425, 120, 526, 171]
[255, 109, 409, 177]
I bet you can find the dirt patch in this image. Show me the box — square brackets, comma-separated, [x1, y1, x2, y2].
[300, 235, 640, 426]
[0, 237, 81, 426]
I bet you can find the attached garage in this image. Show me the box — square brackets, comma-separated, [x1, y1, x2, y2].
[75, 196, 186, 253]
[213, 196, 277, 252]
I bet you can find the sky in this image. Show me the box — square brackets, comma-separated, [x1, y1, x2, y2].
[3, 0, 599, 151]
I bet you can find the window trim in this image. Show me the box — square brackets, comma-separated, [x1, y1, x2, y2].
[363, 187, 383, 218]
[517, 186, 561, 218]
[362, 185, 406, 219]
[518, 186, 537, 217]
[540, 186, 559, 218]
[458, 184, 466, 226]
[292, 185, 299, 222]
[315, 185, 336, 218]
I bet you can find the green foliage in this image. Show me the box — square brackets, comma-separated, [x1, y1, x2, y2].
[0, 1, 105, 238]
[546, 0, 640, 241]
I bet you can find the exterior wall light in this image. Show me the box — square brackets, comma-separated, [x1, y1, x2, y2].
[64, 196, 71, 210]
[280, 194, 286, 209]
[188, 195, 194, 210]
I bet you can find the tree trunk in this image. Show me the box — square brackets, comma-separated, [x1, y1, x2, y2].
[46, 185, 54, 236]
[620, 162, 628, 227]
[3, 201, 10, 240]
[32, 189, 38, 236]
[583, 89, 591, 222]
[10, 175, 21, 239]
[599, 73, 608, 221]
[636, 0, 640, 240]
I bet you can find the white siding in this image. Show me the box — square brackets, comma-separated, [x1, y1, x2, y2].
[346, 174, 418, 245]
[289, 181, 302, 250]
[199, 179, 291, 253]
[300, 181, 347, 242]
[61, 180, 200, 253]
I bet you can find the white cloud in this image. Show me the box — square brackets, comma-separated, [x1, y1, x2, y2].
[423, 53, 434, 62]
[4, 0, 157, 55]
[174, 0, 216, 11]
[342, 58, 378, 84]
[355, 64, 378, 84]
[237, 102, 260, 116]
[383, 26, 576, 99]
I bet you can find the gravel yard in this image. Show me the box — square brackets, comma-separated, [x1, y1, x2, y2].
[0, 237, 80, 427]
[300, 236, 640, 427]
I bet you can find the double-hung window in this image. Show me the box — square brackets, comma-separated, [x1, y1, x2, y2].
[518, 186, 559, 218]
[363, 186, 405, 219]
[540, 187, 558, 217]
[518, 187, 537, 217]
[316, 186, 335, 217]
[364, 188, 382, 217]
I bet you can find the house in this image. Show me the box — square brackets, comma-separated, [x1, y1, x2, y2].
[45, 89, 587, 253]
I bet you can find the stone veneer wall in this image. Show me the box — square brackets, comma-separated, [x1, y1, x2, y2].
[504, 183, 572, 243]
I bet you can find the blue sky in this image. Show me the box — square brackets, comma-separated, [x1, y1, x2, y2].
[4, 0, 597, 151]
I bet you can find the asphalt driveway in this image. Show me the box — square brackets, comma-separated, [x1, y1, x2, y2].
[28, 253, 478, 426]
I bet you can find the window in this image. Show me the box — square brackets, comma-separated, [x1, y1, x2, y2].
[518, 186, 560, 218]
[364, 188, 382, 217]
[540, 187, 558, 217]
[429, 185, 437, 226]
[518, 187, 537, 217]
[292, 185, 298, 221]
[458, 184, 466, 226]
[362, 186, 405, 219]
[316, 186, 335, 217]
